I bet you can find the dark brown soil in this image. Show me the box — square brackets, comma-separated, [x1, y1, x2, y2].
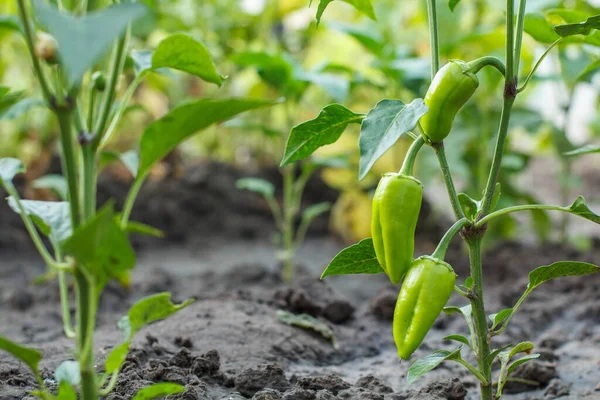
[1, 163, 599, 400]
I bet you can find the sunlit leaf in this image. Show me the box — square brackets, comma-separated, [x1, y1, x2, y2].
[321, 238, 384, 278]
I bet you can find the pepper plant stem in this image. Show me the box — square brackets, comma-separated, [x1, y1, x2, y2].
[281, 165, 295, 283]
[81, 145, 97, 221]
[56, 108, 82, 229]
[466, 236, 493, 400]
[399, 136, 424, 176]
[433, 142, 464, 220]
[426, 0, 440, 77]
[75, 273, 98, 400]
[431, 218, 470, 260]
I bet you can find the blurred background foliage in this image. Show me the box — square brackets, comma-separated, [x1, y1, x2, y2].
[1, 0, 600, 246]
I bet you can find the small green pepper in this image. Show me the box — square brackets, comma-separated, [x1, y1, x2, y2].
[393, 256, 456, 360]
[371, 173, 422, 285]
[420, 60, 479, 143]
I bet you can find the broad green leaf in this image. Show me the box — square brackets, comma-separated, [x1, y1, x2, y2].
[316, 0, 376, 25]
[524, 13, 560, 43]
[407, 348, 461, 384]
[489, 308, 513, 330]
[277, 310, 337, 348]
[526, 261, 600, 293]
[56, 381, 77, 400]
[62, 202, 135, 288]
[0, 98, 45, 120]
[139, 98, 274, 177]
[0, 157, 24, 186]
[302, 202, 331, 222]
[32, 175, 68, 200]
[554, 14, 600, 37]
[327, 22, 384, 56]
[507, 354, 540, 375]
[280, 104, 363, 167]
[231, 51, 294, 90]
[55, 360, 80, 386]
[458, 193, 478, 220]
[564, 144, 600, 157]
[449, 0, 461, 11]
[7, 198, 72, 244]
[236, 178, 275, 199]
[358, 99, 427, 180]
[443, 334, 470, 347]
[0, 336, 42, 378]
[105, 342, 130, 374]
[121, 292, 194, 340]
[565, 196, 600, 223]
[0, 16, 24, 34]
[321, 238, 384, 279]
[32, 0, 147, 84]
[508, 341, 534, 359]
[133, 383, 186, 400]
[124, 220, 164, 238]
[152, 33, 224, 85]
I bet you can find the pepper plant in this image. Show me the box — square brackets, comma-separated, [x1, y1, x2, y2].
[0, 1, 273, 399]
[281, 1, 600, 399]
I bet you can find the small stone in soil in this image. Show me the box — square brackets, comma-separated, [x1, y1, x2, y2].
[383, 392, 412, 400]
[219, 393, 247, 400]
[337, 387, 384, 399]
[503, 360, 557, 394]
[191, 349, 221, 377]
[355, 375, 393, 394]
[296, 374, 352, 395]
[544, 379, 570, 399]
[234, 364, 291, 397]
[252, 388, 283, 399]
[169, 347, 195, 368]
[415, 378, 467, 400]
[314, 390, 336, 400]
[8, 289, 34, 311]
[174, 336, 194, 348]
[281, 387, 316, 400]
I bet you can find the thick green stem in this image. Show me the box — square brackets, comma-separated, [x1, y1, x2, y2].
[426, 0, 440, 77]
[120, 175, 146, 229]
[16, 0, 54, 105]
[505, 0, 515, 84]
[81, 145, 97, 221]
[56, 108, 82, 232]
[466, 236, 493, 400]
[399, 136, 425, 176]
[479, 97, 515, 217]
[466, 56, 506, 76]
[432, 142, 464, 220]
[75, 273, 98, 400]
[281, 165, 295, 283]
[513, 0, 527, 75]
[475, 203, 567, 228]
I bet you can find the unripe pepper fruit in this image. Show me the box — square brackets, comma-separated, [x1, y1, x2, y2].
[371, 173, 422, 285]
[420, 60, 479, 143]
[393, 256, 456, 360]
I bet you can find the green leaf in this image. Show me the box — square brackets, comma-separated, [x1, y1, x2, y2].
[443, 305, 475, 348]
[524, 13, 560, 43]
[280, 104, 363, 167]
[32, 0, 147, 85]
[56, 381, 77, 400]
[62, 202, 135, 289]
[0, 15, 24, 34]
[99, 150, 139, 177]
[489, 308, 513, 330]
[32, 175, 68, 200]
[236, 178, 275, 199]
[358, 99, 427, 180]
[122, 292, 194, 341]
[507, 354, 540, 375]
[564, 144, 600, 157]
[302, 202, 331, 222]
[407, 348, 461, 384]
[7, 198, 72, 244]
[123, 220, 164, 238]
[315, 0, 376, 25]
[554, 14, 600, 37]
[152, 33, 224, 85]
[0, 336, 42, 379]
[486, 344, 512, 365]
[526, 260, 600, 293]
[449, 0, 461, 11]
[458, 193, 478, 220]
[443, 334, 470, 347]
[105, 342, 130, 374]
[0, 98, 45, 120]
[139, 98, 274, 178]
[55, 360, 80, 386]
[133, 383, 186, 400]
[0, 157, 25, 186]
[277, 310, 337, 349]
[327, 22, 384, 56]
[508, 341, 535, 359]
[231, 51, 295, 90]
[321, 238, 384, 279]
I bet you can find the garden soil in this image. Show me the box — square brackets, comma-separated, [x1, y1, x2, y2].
[1, 161, 599, 400]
